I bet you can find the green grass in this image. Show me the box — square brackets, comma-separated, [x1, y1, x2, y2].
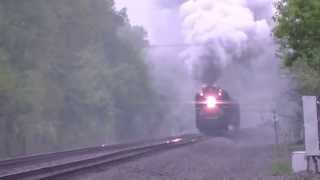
[270, 144, 296, 176]
[271, 161, 292, 176]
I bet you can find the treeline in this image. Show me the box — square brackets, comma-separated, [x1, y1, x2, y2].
[275, 0, 320, 94]
[0, 0, 165, 158]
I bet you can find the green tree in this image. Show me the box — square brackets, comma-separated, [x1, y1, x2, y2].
[274, 0, 320, 94]
[0, 0, 161, 158]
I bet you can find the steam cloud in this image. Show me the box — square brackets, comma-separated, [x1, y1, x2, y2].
[179, 0, 273, 84]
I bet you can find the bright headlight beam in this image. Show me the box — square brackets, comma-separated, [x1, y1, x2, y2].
[206, 96, 217, 109]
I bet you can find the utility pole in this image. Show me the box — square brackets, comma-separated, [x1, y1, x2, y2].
[273, 110, 280, 145]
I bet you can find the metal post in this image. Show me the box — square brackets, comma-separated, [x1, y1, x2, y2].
[273, 110, 279, 145]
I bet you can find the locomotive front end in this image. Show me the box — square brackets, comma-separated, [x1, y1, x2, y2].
[195, 85, 240, 135]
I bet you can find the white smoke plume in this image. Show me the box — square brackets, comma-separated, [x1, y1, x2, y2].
[179, 0, 273, 82]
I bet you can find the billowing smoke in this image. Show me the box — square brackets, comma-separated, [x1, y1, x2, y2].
[179, 0, 273, 84]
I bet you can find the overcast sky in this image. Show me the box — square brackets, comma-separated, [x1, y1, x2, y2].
[114, 0, 152, 27]
[114, 0, 183, 44]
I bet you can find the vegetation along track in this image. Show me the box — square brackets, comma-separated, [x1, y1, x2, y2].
[0, 134, 204, 180]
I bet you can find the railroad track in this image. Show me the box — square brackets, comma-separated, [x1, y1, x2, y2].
[0, 134, 204, 180]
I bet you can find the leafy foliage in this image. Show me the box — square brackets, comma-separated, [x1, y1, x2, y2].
[274, 0, 320, 94]
[0, 0, 161, 158]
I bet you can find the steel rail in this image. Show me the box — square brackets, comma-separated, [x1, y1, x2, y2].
[0, 135, 193, 168]
[0, 134, 203, 180]
[0, 143, 138, 168]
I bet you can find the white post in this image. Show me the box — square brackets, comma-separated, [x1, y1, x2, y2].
[303, 96, 320, 156]
[292, 96, 320, 173]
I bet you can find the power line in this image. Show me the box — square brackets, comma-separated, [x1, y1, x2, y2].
[147, 43, 205, 48]
[147, 35, 320, 48]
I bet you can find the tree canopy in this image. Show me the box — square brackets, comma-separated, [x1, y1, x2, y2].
[274, 0, 320, 94]
[0, 0, 165, 158]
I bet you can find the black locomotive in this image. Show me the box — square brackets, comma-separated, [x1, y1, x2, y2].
[195, 85, 240, 135]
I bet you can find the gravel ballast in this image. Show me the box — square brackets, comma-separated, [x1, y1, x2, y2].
[65, 131, 320, 180]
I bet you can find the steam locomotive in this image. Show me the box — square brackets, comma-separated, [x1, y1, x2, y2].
[195, 85, 240, 135]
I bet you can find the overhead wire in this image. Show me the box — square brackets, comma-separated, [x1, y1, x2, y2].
[147, 43, 206, 48]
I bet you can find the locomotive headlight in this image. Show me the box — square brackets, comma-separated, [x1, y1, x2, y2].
[206, 96, 217, 109]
